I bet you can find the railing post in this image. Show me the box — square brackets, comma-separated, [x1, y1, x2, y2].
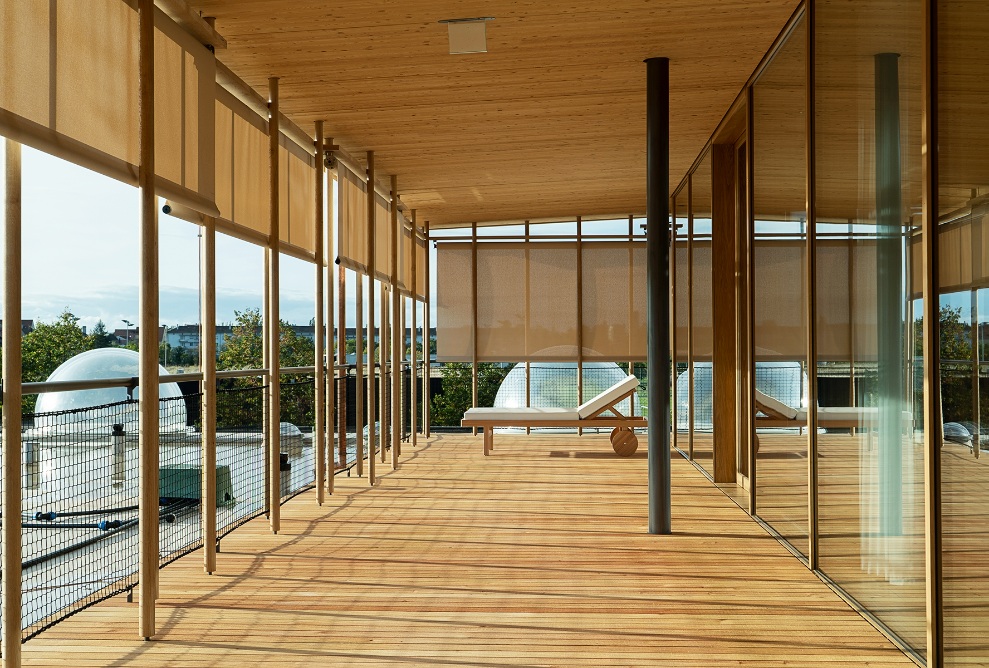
[365, 151, 376, 485]
[391, 175, 401, 469]
[379, 281, 389, 464]
[2, 137, 24, 667]
[137, 0, 160, 638]
[325, 135, 336, 496]
[471, 222, 478, 435]
[338, 266, 347, 471]
[267, 76, 282, 533]
[355, 272, 365, 477]
[410, 210, 419, 447]
[424, 219, 431, 438]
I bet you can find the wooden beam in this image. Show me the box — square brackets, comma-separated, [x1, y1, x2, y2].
[711, 143, 736, 484]
[137, 0, 160, 640]
[2, 138, 23, 667]
[391, 175, 401, 470]
[268, 77, 282, 533]
[314, 122, 326, 505]
[201, 212, 217, 573]
[366, 151, 377, 486]
[155, 0, 227, 49]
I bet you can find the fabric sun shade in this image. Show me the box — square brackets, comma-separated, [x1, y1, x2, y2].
[336, 161, 369, 274]
[278, 133, 316, 255]
[0, 0, 217, 216]
[214, 86, 269, 238]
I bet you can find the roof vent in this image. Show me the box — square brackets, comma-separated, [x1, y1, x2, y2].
[439, 17, 494, 54]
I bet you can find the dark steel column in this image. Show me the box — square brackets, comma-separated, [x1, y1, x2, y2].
[646, 57, 672, 534]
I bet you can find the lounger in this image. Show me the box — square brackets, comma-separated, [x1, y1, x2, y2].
[754, 390, 913, 432]
[462, 374, 647, 456]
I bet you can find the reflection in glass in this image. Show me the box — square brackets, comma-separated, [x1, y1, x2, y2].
[815, 0, 926, 654]
[752, 15, 809, 555]
[674, 194, 689, 455]
[938, 1, 989, 663]
[691, 155, 714, 475]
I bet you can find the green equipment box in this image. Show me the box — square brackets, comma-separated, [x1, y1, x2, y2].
[159, 464, 236, 507]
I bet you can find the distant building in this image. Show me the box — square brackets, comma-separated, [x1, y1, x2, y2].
[0, 319, 34, 346]
[112, 326, 165, 347]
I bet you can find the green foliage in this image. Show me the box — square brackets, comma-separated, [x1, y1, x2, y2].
[89, 320, 117, 348]
[20, 310, 90, 412]
[429, 362, 510, 426]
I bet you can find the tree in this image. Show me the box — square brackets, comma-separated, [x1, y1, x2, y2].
[430, 362, 510, 426]
[89, 320, 117, 348]
[20, 310, 92, 412]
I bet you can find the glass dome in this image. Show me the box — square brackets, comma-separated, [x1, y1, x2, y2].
[676, 361, 806, 432]
[31, 348, 187, 436]
[494, 361, 634, 414]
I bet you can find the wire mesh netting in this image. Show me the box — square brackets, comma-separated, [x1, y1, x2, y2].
[158, 394, 204, 568]
[279, 377, 316, 499]
[216, 382, 266, 538]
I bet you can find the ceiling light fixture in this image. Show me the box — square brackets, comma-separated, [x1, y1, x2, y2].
[438, 17, 494, 54]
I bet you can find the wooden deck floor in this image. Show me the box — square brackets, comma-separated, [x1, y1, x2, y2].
[23, 433, 917, 667]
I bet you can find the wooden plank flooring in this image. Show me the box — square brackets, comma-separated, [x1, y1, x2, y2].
[22, 433, 916, 667]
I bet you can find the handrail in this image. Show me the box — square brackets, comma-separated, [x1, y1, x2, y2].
[20, 368, 270, 396]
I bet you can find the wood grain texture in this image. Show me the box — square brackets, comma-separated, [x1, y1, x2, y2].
[712, 143, 737, 483]
[22, 433, 915, 667]
[187, 0, 801, 227]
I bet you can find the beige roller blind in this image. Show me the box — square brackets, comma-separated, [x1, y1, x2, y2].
[373, 192, 392, 282]
[397, 213, 412, 295]
[436, 242, 473, 362]
[278, 134, 316, 255]
[752, 239, 807, 360]
[154, 8, 216, 215]
[337, 163, 369, 273]
[580, 241, 646, 361]
[849, 238, 879, 362]
[527, 243, 578, 359]
[816, 240, 852, 360]
[691, 240, 713, 362]
[214, 86, 270, 239]
[675, 240, 689, 359]
[477, 243, 527, 361]
[1, 2, 217, 215]
[414, 234, 428, 301]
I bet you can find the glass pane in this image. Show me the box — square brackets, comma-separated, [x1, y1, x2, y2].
[752, 15, 809, 556]
[691, 154, 713, 475]
[815, 0, 926, 654]
[938, 0, 989, 663]
[674, 194, 690, 455]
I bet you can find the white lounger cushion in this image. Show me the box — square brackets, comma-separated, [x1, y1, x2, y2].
[754, 390, 799, 420]
[576, 375, 641, 419]
[463, 407, 579, 421]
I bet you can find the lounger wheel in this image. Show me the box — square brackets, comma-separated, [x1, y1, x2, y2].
[610, 427, 638, 457]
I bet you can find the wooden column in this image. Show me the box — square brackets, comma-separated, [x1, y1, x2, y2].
[366, 152, 376, 485]
[137, 0, 160, 639]
[399, 295, 405, 456]
[471, 222, 478, 435]
[576, 216, 584, 436]
[805, 6, 820, 570]
[314, 123, 326, 504]
[745, 86, 757, 515]
[687, 176, 695, 460]
[2, 138, 23, 665]
[326, 149, 336, 495]
[424, 219, 431, 438]
[337, 266, 347, 470]
[921, 0, 944, 660]
[355, 272, 365, 478]
[201, 213, 217, 573]
[391, 176, 401, 469]
[410, 210, 418, 447]
[379, 281, 389, 464]
[267, 77, 281, 532]
[525, 221, 531, 435]
[711, 143, 737, 484]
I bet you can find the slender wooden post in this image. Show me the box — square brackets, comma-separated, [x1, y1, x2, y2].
[366, 152, 376, 485]
[804, 8, 820, 569]
[410, 210, 419, 447]
[314, 123, 326, 504]
[577, 216, 584, 436]
[745, 85, 757, 516]
[137, 0, 160, 638]
[424, 219, 431, 438]
[471, 221, 478, 435]
[355, 272, 365, 477]
[399, 294, 406, 455]
[268, 77, 281, 533]
[326, 145, 336, 495]
[525, 221, 531, 435]
[391, 175, 401, 469]
[337, 267, 347, 470]
[687, 175, 694, 460]
[922, 0, 944, 661]
[2, 138, 24, 665]
[202, 214, 217, 574]
[380, 281, 389, 464]
[263, 250, 271, 509]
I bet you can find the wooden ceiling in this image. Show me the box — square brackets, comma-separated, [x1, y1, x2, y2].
[193, 0, 800, 228]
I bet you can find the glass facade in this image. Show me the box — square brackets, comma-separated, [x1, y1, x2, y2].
[674, 1, 989, 663]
